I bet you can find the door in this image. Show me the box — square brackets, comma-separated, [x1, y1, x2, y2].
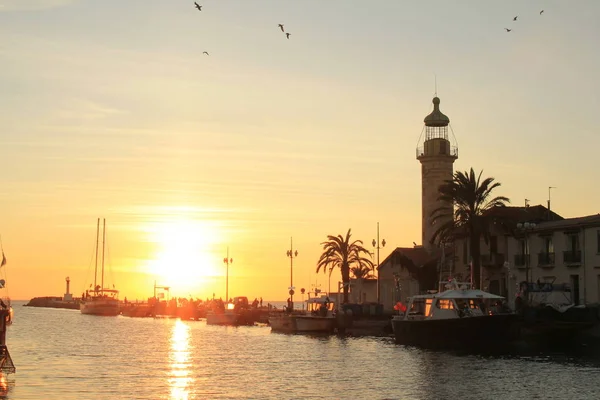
[570, 275, 580, 306]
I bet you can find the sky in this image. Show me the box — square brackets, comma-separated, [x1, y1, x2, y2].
[1, 0, 599, 301]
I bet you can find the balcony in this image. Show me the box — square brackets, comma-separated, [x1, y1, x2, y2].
[563, 250, 582, 264]
[537, 252, 555, 267]
[514, 254, 529, 268]
[481, 253, 505, 268]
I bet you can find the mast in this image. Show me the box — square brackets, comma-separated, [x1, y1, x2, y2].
[101, 218, 106, 291]
[94, 217, 100, 292]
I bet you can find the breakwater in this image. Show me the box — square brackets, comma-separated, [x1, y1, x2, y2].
[24, 296, 80, 310]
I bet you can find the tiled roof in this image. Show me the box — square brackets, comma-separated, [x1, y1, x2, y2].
[483, 204, 563, 222]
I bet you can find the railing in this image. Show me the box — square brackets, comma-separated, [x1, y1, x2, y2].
[481, 253, 505, 267]
[563, 250, 582, 264]
[514, 254, 529, 267]
[537, 252, 555, 266]
[416, 145, 459, 159]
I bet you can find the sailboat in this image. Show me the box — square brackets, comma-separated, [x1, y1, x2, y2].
[80, 218, 120, 316]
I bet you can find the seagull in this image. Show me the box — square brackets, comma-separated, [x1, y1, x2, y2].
[278, 24, 285, 32]
[540, 10, 544, 15]
[505, 28, 512, 32]
[513, 16, 518, 21]
[203, 51, 209, 56]
[194, 2, 202, 11]
[286, 32, 291, 39]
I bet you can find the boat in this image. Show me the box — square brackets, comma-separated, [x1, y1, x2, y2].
[0, 241, 15, 375]
[206, 296, 255, 326]
[80, 218, 120, 317]
[269, 295, 337, 334]
[515, 280, 597, 342]
[391, 279, 519, 349]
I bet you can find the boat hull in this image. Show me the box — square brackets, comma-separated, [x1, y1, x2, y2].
[269, 314, 336, 334]
[80, 299, 120, 316]
[392, 314, 520, 349]
[206, 312, 238, 326]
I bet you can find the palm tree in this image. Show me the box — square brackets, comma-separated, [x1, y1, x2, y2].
[316, 229, 374, 303]
[350, 265, 374, 280]
[431, 168, 510, 289]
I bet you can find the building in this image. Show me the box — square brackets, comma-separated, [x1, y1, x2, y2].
[507, 213, 600, 307]
[452, 204, 563, 298]
[377, 96, 458, 311]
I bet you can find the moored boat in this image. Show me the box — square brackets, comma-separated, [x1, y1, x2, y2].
[80, 218, 120, 317]
[391, 280, 519, 349]
[269, 295, 337, 334]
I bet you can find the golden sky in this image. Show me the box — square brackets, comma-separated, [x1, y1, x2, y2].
[1, 0, 599, 301]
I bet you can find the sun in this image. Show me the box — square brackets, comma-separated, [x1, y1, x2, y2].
[144, 218, 221, 293]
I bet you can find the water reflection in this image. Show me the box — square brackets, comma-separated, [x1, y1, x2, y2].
[169, 320, 193, 400]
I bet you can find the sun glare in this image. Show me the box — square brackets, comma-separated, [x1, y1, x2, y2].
[143, 217, 221, 294]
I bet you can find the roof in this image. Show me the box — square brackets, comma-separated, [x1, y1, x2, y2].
[483, 204, 563, 222]
[424, 97, 450, 127]
[534, 214, 600, 232]
[377, 246, 436, 272]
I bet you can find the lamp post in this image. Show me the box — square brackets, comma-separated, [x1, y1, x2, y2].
[372, 222, 386, 304]
[516, 222, 536, 303]
[286, 237, 298, 309]
[223, 247, 233, 303]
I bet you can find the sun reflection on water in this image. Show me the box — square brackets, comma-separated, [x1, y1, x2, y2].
[169, 319, 193, 400]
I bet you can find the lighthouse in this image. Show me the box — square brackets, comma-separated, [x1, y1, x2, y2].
[416, 97, 458, 250]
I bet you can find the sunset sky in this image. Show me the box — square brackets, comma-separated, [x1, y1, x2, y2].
[1, 0, 599, 301]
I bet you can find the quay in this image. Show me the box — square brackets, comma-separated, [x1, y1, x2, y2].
[24, 296, 81, 310]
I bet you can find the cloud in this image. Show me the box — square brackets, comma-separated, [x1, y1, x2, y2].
[0, 0, 78, 12]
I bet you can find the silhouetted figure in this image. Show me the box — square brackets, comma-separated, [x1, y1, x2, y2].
[505, 28, 512, 32]
[259, 297, 263, 307]
[194, 2, 202, 11]
[278, 24, 284, 32]
[203, 51, 209, 56]
[286, 33, 291, 39]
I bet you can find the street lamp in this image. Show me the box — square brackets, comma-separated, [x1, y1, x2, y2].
[223, 247, 233, 303]
[372, 222, 386, 304]
[516, 222, 536, 302]
[286, 237, 298, 310]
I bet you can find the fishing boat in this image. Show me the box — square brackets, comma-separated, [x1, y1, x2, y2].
[391, 279, 519, 349]
[80, 218, 120, 316]
[206, 296, 255, 326]
[269, 295, 337, 334]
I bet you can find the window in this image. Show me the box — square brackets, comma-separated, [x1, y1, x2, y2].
[490, 236, 498, 254]
[436, 299, 455, 310]
[542, 236, 554, 254]
[566, 233, 580, 252]
[519, 238, 527, 255]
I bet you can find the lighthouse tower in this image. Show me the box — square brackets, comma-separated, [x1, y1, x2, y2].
[416, 97, 458, 250]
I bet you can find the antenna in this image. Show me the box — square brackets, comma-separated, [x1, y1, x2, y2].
[548, 186, 557, 220]
[434, 74, 437, 96]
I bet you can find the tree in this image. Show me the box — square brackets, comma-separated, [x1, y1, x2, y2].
[350, 265, 374, 280]
[316, 229, 374, 303]
[430, 168, 510, 289]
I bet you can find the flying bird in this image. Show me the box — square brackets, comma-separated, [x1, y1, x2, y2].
[505, 28, 512, 32]
[278, 24, 284, 32]
[286, 32, 291, 39]
[203, 51, 209, 56]
[513, 16, 518, 21]
[194, 2, 202, 11]
[540, 10, 544, 15]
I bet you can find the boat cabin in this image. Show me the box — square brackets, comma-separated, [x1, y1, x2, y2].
[307, 295, 335, 317]
[402, 280, 508, 321]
